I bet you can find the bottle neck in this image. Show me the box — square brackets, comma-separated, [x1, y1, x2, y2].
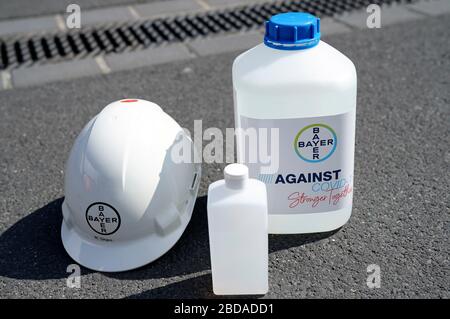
[225, 178, 247, 189]
[223, 163, 249, 190]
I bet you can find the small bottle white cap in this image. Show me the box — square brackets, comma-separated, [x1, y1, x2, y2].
[224, 163, 249, 189]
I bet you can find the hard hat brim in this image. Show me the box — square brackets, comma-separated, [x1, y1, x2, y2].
[61, 216, 189, 272]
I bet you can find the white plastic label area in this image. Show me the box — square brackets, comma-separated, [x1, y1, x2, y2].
[233, 12, 357, 234]
[207, 164, 268, 295]
[240, 111, 355, 214]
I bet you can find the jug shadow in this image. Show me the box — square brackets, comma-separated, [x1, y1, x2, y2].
[125, 273, 263, 299]
[126, 273, 214, 299]
[0, 195, 339, 282]
[125, 229, 338, 298]
[269, 229, 340, 254]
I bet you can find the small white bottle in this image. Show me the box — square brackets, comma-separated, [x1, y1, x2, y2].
[207, 164, 268, 295]
[233, 12, 357, 234]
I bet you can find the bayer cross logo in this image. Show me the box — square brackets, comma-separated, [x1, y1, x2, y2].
[86, 202, 121, 235]
[294, 124, 337, 163]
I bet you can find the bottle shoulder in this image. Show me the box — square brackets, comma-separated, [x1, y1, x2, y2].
[233, 41, 356, 90]
[207, 179, 267, 209]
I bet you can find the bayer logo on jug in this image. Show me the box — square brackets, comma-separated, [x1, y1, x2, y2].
[294, 124, 337, 163]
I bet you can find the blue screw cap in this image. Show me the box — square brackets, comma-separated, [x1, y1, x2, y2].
[264, 12, 321, 50]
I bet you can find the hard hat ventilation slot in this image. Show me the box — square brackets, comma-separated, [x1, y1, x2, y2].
[190, 172, 199, 190]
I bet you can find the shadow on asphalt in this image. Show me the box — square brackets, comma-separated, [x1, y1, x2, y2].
[0, 196, 337, 285]
[126, 274, 214, 299]
[269, 229, 340, 253]
[125, 273, 264, 299]
[0, 198, 76, 280]
[104, 196, 211, 280]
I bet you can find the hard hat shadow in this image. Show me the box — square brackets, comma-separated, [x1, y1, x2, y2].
[0, 195, 210, 281]
[0, 197, 88, 280]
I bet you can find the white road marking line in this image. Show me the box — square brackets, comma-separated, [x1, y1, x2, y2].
[95, 56, 112, 74]
[55, 15, 67, 32]
[195, 0, 212, 11]
[1, 71, 13, 90]
[128, 6, 141, 20]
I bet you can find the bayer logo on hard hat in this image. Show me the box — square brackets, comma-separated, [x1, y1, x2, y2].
[85, 202, 121, 236]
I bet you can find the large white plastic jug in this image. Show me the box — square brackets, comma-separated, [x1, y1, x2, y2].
[233, 12, 357, 234]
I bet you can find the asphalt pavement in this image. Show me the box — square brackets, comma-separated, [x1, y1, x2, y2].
[0, 13, 449, 298]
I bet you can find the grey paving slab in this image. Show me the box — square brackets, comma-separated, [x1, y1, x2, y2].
[11, 59, 102, 88]
[320, 17, 352, 37]
[0, 0, 167, 21]
[0, 16, 58, 36]
[74, 6, 136, 26]
[204, 0, 275, 9]
[335, 4, 425, 29]
[105, 44, 194, 71]
[188, 31, 262, 56]
[0, 14, 449, 298]
[133, 0, 204, 19]
[407, 0, 450, 16]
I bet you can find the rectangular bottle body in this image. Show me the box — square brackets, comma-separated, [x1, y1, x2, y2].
[207, 181, 268, 295]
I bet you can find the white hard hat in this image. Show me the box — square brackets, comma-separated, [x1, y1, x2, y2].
[61, 99, 201, 272]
